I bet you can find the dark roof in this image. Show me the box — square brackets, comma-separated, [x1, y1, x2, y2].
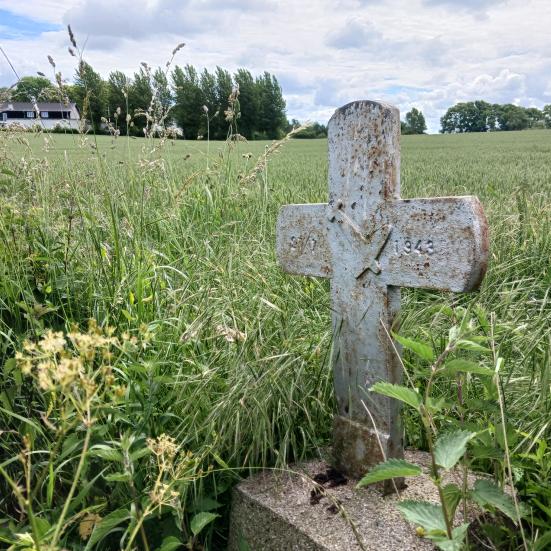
[0, 101, 78, 111]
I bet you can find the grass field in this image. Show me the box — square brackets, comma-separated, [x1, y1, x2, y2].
[0, 129, 550, 549]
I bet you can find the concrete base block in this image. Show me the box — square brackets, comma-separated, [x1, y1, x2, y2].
[229, 450, 474, 551]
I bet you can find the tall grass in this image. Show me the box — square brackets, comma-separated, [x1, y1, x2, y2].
[0, 128, 549, 548]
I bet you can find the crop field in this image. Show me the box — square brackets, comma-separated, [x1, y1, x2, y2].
[0, 129, 550, 549]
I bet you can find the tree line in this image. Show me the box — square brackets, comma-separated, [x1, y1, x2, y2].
[401, 107, 427, 134]
[291, 108, 428, 138]
[440, 101, 551, 133]
[4, 63, 288, 140]
[6, 73, 551, 137]
[1, 71, 429, 139]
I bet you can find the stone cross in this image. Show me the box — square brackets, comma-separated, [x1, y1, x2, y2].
[276, 101, 488, 478]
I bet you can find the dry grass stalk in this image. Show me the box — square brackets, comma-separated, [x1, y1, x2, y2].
[239, 122, 312, 186]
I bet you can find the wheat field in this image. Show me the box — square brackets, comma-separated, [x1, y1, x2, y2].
[0, 129, 549, 548]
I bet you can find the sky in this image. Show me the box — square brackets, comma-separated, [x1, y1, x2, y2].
[0, 0, 550, 133]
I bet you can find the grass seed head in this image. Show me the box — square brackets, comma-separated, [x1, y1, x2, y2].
[67, 24, 77, 48]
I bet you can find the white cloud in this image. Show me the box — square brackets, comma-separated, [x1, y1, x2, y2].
[63, 0, 220, 46]
[423, 0, 508, 10]
[0, 0, 549, 133]
[326, 18, 384, 50]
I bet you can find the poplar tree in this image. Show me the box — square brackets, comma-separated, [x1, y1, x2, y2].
[72, 62, 107, 131]
[233, 68, 258, 139]
[172, 65, 203, 139]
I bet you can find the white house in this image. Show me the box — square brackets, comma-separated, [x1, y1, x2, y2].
[0, 101, 81, 130]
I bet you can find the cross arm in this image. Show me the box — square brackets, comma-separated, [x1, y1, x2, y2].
[381, 196, 489, 292]
[276, 203, 332, 278]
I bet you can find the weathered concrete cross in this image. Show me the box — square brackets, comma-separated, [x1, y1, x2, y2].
[276, 101, 488, 478]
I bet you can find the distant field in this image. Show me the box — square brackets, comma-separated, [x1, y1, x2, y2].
[1, 128, 549, 547]
[8, 128, 551, 197]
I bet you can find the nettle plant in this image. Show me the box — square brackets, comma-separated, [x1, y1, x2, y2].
[357, 306, 528, 551]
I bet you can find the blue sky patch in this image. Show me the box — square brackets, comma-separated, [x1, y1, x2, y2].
[0, 10, 61, 40]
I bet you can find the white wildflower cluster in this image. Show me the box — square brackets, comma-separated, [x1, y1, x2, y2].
[146, 434, 205, 507]
[13, 320, 141, 402]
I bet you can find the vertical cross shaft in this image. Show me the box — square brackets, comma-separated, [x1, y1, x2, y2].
[328, 101, 403, 477]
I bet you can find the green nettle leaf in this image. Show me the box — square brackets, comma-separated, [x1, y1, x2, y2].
[190, 512, 219, 536]
[432, 524, 469, 551]
[471, 479, 525, 522]
[190, 496, 224, 512]
[441, 483, 462, 519]
[356, 459, 422, 487]
[434, 539, 463, 551]
[89, 444, 124, 463]
[130, 447, 151, 461]
[33, 517, 51, 538]
[369, 382, 421, 410]
[452, 523, 469, 541]
[495, 421, 520, 450]
[426, 396, 451, 412]
[3, 357, 16, 377]
[158, 535, 184, 551]
[448, 325, 461, 343]
[470, 444, 502, 461]
[455, 339, 491, 353]
[398, 500, 447, 533]
[393, 332, 434, 361]
[439, 359, 494, 377]
[434, 430, 475, 470]
[104, 472, 132, 482]
[87, 508, 130, 547]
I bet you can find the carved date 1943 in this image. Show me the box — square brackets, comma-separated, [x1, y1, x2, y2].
[394, 239, 434, 256]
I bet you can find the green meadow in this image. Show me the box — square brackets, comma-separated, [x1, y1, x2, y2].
[0, 129, 550, 549]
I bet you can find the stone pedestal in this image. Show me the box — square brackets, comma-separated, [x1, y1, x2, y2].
[228, 450, 474, 551]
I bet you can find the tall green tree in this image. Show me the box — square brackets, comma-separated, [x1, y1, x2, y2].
[233, 68, 258, 139]
[73, 62, 107, 131]
[403, 108, 427, 134]
[0, 86, 11, 102]
[292, 121, 328, 139]
[543, 105, 551, 129]
[199, 68, 219, 138]
[152, 68, 173, 115]
[172, 64, 203, 139]
[495, 104, 529, 131]
[215, 66, 234, 139]
[170, 65, 286, 140]
[106, 70, 131, 133]
[525, 107, 544, 128]
[441, 101, 495, 133]
[12, 76, 57, 102]
[129, 67, 153, 134]
[255, 72, 286, 139]
[440, 101, 538, 133]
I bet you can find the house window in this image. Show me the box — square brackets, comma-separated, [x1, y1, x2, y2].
[1, 113, 6, 122]
[40, 111, 49, 118]
[26, 111, 35, 118]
